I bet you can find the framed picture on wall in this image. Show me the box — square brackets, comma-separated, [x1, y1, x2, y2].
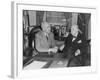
[11, 1, 97, 78]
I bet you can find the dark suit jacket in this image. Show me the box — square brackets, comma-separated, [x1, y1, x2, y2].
[63, 32, 87, 59]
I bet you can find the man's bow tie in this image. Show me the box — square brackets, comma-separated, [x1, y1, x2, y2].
[73, 36, 77, 38]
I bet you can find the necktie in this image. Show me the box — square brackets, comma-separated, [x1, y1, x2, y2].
[46, 35, 48, 40]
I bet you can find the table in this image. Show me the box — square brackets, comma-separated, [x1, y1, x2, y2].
[23, 52, 69, 69]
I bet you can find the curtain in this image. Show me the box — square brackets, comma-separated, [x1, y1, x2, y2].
[36, 11, 44, 26]
[64, 12, 72, 31]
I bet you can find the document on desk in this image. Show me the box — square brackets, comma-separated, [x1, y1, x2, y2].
[49, 60, 68, 68]
[24, 61, 47, 70]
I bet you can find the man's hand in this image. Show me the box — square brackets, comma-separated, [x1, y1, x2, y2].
[49, 47, 58, 53]
[59, 45, 65, 51]
[75, 49, 81, 56]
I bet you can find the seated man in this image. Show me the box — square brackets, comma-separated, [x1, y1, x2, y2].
[59, 25, 88, 66]
[35, 22, 58, 54]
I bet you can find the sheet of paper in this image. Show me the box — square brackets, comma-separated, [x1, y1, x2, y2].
[24, 61, 47, 70]
[49, 60, 68, 68]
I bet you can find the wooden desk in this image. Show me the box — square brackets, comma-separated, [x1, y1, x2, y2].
[23, 52, 68, 69]
[43, 53, 68, 68]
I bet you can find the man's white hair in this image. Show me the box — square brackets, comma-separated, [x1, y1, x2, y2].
[41, 22, 50, 28]
[71, 25, 82, 34]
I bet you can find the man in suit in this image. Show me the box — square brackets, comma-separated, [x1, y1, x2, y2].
[59, 25, 88, 66]
[35, 22, 58, 54]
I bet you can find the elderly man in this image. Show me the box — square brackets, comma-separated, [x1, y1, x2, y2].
[35, 22, 58, 54]
[59, 25, 87, 66]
